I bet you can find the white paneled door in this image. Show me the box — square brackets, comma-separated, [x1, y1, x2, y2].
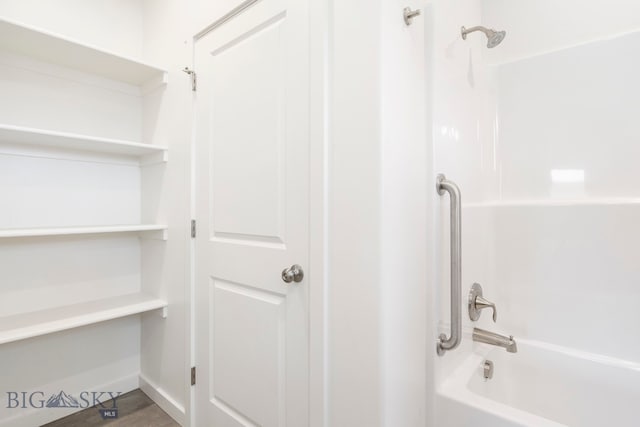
[194, 0, 310, 425]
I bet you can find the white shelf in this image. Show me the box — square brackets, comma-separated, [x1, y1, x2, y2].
[0, 18, 167, 86]
[0, 293, 167, 345]
[0, 224, 168, 239]
[0, 124, 168, 161]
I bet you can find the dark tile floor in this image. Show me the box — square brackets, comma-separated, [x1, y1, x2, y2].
[42, 389, 180, 427]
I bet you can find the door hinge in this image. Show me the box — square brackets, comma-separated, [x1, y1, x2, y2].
[182, 67, 197, 91]
[191, 367, 196, 386]
[191, 219, 196, 238]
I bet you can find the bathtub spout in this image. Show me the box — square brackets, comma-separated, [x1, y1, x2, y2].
[473, 328, 518, 353]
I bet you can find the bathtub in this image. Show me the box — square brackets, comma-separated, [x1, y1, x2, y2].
[436, 339, 640, 426]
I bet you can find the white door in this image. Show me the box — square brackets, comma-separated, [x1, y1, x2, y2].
[194, 0, 310, 425]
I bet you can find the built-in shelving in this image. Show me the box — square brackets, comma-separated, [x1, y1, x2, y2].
[0, 293, 167, 345]
[0, 124, 168, 162]
[0, 13, 172, 424]
[0, 224, 167, 239]
[0, 18, 167, 86]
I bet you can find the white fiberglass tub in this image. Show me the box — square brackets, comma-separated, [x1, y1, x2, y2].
[436, 339, 640, 426]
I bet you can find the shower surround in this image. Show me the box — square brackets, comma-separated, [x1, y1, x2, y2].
[430, 0, 640, 425]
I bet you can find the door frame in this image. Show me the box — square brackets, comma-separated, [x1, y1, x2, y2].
[189, 1, 328, 425]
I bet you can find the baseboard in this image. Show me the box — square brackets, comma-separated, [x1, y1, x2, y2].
[0, 374, 139, 427]
[139, 373, 186, 426]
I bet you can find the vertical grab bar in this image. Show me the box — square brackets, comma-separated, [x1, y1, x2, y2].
[436, 174, 462, 356]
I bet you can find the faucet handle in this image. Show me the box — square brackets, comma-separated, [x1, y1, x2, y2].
[469, 283, 497, 322]
[474, 295, 497, 322]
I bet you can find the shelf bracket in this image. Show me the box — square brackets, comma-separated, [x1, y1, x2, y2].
[140, 150, 168, 166]
[140, 228, 168, 241]
[141, 71, 169, 95]
[162, 306, 168, 319]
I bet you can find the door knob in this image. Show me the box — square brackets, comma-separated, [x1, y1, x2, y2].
[282, 264, 304, 283]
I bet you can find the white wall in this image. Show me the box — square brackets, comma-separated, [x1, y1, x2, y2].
[328, 1, 429, 426]
[139, 0, 193, 424]
[327, 0, 383, 424]
[0, 53, 142, 141]
[0, 0, 144, 58]
[380, 1, 428, 426]
[482, 0, 640, 65]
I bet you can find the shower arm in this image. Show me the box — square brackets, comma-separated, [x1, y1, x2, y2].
[436, 174, 462, 356]
[461, 26, 491, 39]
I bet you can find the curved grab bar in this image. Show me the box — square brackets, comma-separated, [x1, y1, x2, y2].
[436, 174, 462, 356]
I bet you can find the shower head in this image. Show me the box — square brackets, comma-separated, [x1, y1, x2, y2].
[486, 29, 506, 48]
[461, 26, 506, 48]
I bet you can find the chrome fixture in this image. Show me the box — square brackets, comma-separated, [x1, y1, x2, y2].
[469, 283, 497, 322]
[282, 264, 304, 283]
[473, 328, 518, 353]
[461, 26, 506, 48]
[403, 7, 421, 26]
[483, 360, 494, 379]
[436, 174, 462, 356]
[182, 67, 196, 91]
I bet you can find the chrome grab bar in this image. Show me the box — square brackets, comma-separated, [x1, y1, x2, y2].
[436, 174, 462, 356]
